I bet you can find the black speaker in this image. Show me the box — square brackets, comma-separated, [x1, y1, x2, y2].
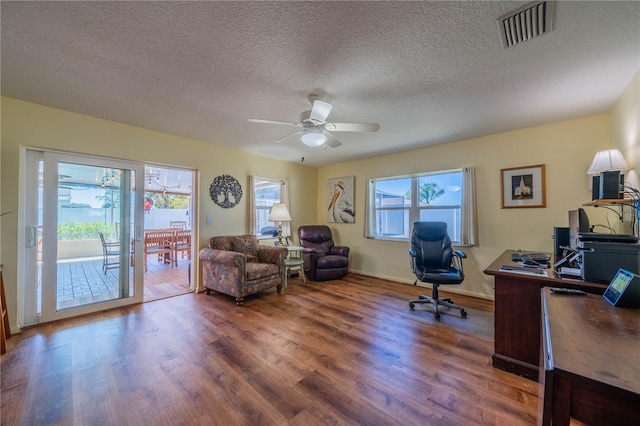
[592, 175, 599, 200]
[599, 171, 621, 199]
[553, 227, 570, 256]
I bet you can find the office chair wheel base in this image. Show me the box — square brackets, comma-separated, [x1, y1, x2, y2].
[434, 312, 441, 320]
[461, 309, 467, 318]
[409, 302, 415, 310]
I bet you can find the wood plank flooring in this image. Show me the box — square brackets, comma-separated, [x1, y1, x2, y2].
[1, 274, 539, 425]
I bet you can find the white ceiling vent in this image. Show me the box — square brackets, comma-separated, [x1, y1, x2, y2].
[497, 1, 556, 48]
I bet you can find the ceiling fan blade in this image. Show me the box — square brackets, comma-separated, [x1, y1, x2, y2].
[274, 130, 303, 144]
[309, 100, 333, 123]
[325, 122, 380, 132]
[324, 131, 343, 148]
[248, 118, 302, 127]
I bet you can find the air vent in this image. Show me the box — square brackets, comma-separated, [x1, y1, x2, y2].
[497, 1, 556, 48]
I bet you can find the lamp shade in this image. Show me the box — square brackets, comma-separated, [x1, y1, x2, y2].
[587, 149, 630, 174]
[268, 203, 291, 222]
[300, 129, 327, 147]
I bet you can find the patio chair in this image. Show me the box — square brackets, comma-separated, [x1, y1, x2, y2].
[170, 221, 186, 230]
[99, 232, 120, 274]
[173, 230, 191, 266]
[144, 230, 176, 272]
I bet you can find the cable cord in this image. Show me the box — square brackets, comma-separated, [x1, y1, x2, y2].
[621, 185, 639, 236]
[592, 224, 616, 233]
[594, 205, 623, 221]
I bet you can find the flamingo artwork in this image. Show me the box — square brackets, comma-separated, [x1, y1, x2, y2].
[328, 178, 355, 223]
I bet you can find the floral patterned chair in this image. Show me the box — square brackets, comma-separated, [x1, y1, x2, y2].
[199, 234, 288, 306]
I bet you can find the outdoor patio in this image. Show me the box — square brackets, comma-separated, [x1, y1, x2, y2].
[54, 255, 191, 309]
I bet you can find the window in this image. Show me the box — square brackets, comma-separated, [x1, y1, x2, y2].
[366, 169, 476, 244]
[250, 177, 289, 239]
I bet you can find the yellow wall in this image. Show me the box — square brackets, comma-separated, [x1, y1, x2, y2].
[0, 97, 317, 329]
[611, 70, 639, 191]
[1, 71, 638, 328]
[317, 115, 614, 299]
[313, 71, 639, 299]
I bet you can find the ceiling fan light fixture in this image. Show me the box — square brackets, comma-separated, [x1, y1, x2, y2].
[300, 129, 327, 147]
[309, 100, 333, 123]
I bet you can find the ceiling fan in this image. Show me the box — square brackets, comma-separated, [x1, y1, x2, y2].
[248, 95, 380, 148]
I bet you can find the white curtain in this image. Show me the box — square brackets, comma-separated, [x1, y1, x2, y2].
[460, 167, 478, 246]
[363, 178, 377, 238]
[248, 176, 257, 235]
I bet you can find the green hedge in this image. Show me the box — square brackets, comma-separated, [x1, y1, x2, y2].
[57, 221, 114, 241]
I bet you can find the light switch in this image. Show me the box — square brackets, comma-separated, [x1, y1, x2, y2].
[206, 215, 213, 225]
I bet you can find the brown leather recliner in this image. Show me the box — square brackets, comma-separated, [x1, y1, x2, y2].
[298, 225, 349, 281]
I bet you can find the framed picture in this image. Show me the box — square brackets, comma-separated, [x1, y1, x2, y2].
[501, 164, 546, 208]
[327, 176, 355, 223]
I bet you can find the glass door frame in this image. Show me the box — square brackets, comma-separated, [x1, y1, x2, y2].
[22, 149, 145, 324]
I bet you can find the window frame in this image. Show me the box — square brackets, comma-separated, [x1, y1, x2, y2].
[252, 176, 286, 240]
[369, 169, 464, 243]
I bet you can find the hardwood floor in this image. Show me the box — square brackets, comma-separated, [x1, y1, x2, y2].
[1, 274, 539, 425]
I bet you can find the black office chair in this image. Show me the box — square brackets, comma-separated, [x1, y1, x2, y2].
[408, 221, 467, 320]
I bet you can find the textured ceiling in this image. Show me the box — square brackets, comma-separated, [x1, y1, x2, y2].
[2, 1, 639, 167]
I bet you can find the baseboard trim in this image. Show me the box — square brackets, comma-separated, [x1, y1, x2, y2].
[348, 269, 494, 301]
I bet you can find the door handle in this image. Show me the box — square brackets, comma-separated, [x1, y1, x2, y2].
[26, 226, 37, 248]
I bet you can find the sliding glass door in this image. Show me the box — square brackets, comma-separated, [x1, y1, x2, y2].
[23, 150, 144, 324]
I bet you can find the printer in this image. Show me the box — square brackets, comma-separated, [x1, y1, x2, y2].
[578, 233, 640, 283]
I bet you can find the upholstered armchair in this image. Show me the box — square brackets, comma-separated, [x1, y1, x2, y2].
[298, 225, 350, 281]
[199, 234, 288, 306]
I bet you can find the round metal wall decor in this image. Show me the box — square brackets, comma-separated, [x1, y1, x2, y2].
[210, 174, 242, 208]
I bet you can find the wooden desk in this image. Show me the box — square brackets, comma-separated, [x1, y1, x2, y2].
[484, 250, 607, 380]
[539, 287, 640, 425]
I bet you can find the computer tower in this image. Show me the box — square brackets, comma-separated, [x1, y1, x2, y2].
[553, 227, 569, 256]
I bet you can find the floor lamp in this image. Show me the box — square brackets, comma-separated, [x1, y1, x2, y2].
[268, 203, 291, 246]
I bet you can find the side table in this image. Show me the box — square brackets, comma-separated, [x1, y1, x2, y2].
[284, 245, 306, 287]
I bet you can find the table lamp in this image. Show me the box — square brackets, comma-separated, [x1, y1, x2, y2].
[268, 203, 291, 246]
[587, 149, 629, 199]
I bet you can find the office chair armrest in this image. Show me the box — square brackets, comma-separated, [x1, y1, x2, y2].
[453, 250, 466, 259]
[452, 250, 466, 273]
[408, 247, 417, 272]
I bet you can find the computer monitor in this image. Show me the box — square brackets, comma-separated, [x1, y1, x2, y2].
[568, 208, 590, 249]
